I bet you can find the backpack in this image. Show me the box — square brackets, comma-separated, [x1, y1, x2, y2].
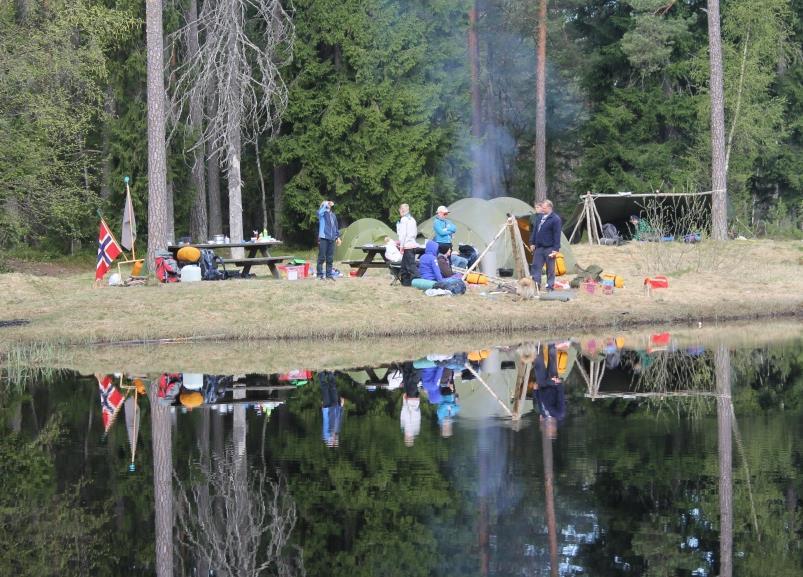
[600, 223, 621, 245]
[458, 244, 478, 269]
[199, 249, 225, 281]
[400, 253, 419, 287]
[434, 277, 466, 295]
[155, 253, 180, 283]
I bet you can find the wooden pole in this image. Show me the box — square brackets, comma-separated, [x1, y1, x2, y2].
[568, 203, 585, 243]
[463, 364, 514, 418]
[584, 194, 594, 246]
[463, 218, 512, 276]
[509, 217, 531, 279]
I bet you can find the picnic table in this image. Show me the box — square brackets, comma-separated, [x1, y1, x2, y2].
[167, 240, 290, 279]
[344, 244, 425, 277]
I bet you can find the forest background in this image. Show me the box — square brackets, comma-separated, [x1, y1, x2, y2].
[1, 0, 802, 255]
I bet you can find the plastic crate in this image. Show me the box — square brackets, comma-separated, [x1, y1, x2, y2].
[277, 263, 309, 280]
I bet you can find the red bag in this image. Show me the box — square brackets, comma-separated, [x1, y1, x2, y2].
[644, 275, 669, 289]
[155, 256, 180, 283]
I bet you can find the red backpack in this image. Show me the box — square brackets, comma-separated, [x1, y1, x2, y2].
[155, 253, 180, 283]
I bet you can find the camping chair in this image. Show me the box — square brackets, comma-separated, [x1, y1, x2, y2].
[388, 263, 402, 286]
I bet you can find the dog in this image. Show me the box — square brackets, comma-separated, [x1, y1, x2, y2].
[514, 277, 537, 301]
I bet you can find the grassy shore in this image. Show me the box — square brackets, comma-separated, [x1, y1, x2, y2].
[8, 320, 797, 376]
[1, 240, 801, 368]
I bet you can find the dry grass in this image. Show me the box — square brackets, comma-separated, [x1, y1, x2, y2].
[0, 240, 800, 369]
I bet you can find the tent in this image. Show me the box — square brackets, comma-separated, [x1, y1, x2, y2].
[335, 218, 396, 262]
[418, 197, 577, 275]
[563, 191, 712, 244]
[488, 196, 534, 218]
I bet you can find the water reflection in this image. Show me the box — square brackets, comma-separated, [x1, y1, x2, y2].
[2, 331, 802, 576]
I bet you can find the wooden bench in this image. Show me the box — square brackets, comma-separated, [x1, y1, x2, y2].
[221, 255, 291, 278]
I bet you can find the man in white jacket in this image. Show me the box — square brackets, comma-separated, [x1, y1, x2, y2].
[396, 204, 418, 286]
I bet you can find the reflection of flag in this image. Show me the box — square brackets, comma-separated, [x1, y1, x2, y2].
[121, 187, 136, 251]
[96, 219, 122, 281]
[97, 374, 124, 432]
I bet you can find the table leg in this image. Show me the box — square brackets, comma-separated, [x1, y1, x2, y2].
[357, 254, 373, 277]
[268, 262, 280, 279]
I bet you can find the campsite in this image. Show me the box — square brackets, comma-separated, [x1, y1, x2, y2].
[2, 1, 803, 577]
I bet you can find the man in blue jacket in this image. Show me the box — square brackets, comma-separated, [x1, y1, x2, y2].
[317, 200, 341, 280]
[529, 199, 562, 291]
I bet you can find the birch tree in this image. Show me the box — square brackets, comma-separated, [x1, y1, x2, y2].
[171, 0, 293, 254]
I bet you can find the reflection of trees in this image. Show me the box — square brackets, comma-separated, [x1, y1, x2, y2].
[0, 417, 111, 575]
[174, 447, 303, 577]
[150, 381, 174, 577]
[715, 344, 732, 577]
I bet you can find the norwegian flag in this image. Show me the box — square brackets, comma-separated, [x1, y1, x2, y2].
[97, 374, 125, 433]
[96, 219, 123, 281]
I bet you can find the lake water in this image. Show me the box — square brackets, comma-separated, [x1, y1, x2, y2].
[2, 330, 802, 577]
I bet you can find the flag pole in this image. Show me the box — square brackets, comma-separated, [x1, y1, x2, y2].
[124, 176, 136, 261]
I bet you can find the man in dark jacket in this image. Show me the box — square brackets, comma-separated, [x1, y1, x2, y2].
[529, 199, 562, 291]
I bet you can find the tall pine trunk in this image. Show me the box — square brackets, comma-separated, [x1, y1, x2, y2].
[534, 0, 548, 203]
[100, 86, 115, 201]
[707, 0, 728, 240]
[145, 0, 170, 269]
[468, 2, 484, 198]
[187, 0, 207, 242]
[150, 380, 173, 577]
[273, 164, 286, 238]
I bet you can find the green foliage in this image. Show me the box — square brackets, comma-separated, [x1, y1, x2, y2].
[0, 0, 137, 248]
[0, 418, 112, 576]
[272, 0, 468, 238]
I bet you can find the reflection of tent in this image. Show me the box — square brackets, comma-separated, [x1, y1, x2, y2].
[335, 218, 396, 262]
[454, 347, 577, 422]
[417, 197, 576, 274]
[564, 191, 712, 244]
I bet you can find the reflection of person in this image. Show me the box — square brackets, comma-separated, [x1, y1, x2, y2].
[533, 343, 565, 438]
[317, 201, 341, 280]
[319, 371, 343, 447]
[400, 362, 421, 446]
[435, 370, 460, 437]
[437, 376, 460, 438]
[529, 199, 562, 292]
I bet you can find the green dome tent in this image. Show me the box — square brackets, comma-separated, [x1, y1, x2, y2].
[488, 196, 534, 218]
[417, 197, 577, 275]
[335, 218, 396, 263]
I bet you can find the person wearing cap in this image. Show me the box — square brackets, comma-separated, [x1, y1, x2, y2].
[432, 205, 456, 252]
[433, 206, 470, 269]
[317, 200, 341, 280]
